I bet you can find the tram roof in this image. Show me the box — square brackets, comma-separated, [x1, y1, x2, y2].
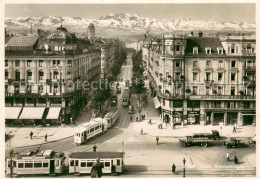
[69, 152, 124, 159]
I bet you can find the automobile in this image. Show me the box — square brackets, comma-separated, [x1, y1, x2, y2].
[223, 138, 247, 148]
[117, 87, 121, 93]
[249, 137, 256, 146]
[128, 106, 135, 114]
[110, 98, 117, 106]
[211, 130, 221, 140]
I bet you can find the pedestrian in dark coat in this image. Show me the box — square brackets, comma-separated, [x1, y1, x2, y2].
[172, 122, 176, 129]
[130, 116, 132, 122]
[91, 157, 103, 178]
[234, 155, 238, 164]
[172, 163, 176, 173]
[30, 131, 33, 140]
[93, 145, 97, 152]
[233, 126, 236, 133]
[136, 116, 138, 122]
[156, 136, 159, 145]
[45, 134, 47, 142]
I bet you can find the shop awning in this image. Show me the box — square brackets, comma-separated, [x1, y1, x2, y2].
[153, 96, 161, 109]
[19, 107, 45, 120]
[46, 107, 61, 120]
[5, 107, 22, 119]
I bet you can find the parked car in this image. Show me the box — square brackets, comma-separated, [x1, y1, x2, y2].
[223, 138, 247, 148]
[128, 106, 135, 114]
[110, 98, 117, 106]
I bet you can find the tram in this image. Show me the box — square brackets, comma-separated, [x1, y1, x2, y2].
[68, 152, 124, 174]
[74, 118, 108, 145]
[6, 150, 65, 176]
[103, 107, 118, 128]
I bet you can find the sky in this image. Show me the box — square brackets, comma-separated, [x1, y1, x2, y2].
[5, 3, 255, 23]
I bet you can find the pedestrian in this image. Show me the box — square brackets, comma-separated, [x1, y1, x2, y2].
[93, 145, 97, 152]
[226, 152, 230, 161]
[156, 136, 159, 145]
[172, 122, 176, 129]
[91, 157, 104, 178]
[234, 155, 238, 164]
[136, 116, 138, 122]
[149, 118, 152, 124]
[233, 126, 236, 133]
[130, 116, 132, 122]
[172, 163, 176, 174]
[45, 134, 47, 142]
[30, 131, 33, 140]
[140, 128, 143, 135]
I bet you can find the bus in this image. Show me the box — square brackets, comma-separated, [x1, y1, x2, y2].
[122, 89, 130, 107]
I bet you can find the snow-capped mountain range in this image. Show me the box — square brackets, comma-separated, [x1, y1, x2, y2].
[5, 13, 255, 34]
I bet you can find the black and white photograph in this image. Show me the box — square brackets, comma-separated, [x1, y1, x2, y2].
[1, 1, 258, 178]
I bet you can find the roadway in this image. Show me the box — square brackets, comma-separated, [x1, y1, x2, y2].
[7, 53, 256, 177]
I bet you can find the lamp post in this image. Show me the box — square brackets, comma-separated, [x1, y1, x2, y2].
[183, 158, 186, 177]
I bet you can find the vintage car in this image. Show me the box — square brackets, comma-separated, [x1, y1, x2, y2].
[223, 138, 247, 148]
[128, 106, 135, 114]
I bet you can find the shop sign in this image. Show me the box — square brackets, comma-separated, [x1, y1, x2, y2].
[173, 108, 183, 111]
[190, 95, 255, 100]
[184, 108, 200, 111]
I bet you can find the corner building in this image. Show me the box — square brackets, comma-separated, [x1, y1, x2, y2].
[143, 33, 256, 126]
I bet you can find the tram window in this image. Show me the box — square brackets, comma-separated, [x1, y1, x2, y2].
[18, 163, 24, 168]
[105, 162, 110, 167]
[13, 161, 17, 167]
[81, 162, 86, 167]
[87, 130, 89, 134]
[43, 163, 49, 167]
[87, 162, 94, 167]
[70, 160, 74, 166]
[34, 163, 42, 168]
[90, 128, 94, 132]
[7, 161, 10, 167]
[56, 160, 60, 167]
[25, 163, 33, 168]
[117, 159, 120, 166]
[81, 133, 83, 136]
[75, 160, 79, 166]
[95, 126, 99, 130]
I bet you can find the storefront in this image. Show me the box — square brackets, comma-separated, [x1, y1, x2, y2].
[186, 108, 200, 124]
[227, 112, 238, 125]
[172, 108, 183, 125]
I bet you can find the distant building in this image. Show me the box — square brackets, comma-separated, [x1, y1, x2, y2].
[87, 23, 95, 40]
[143, 33, 255, 126]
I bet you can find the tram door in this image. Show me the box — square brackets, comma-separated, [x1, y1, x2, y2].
[50, 160, 55, 174]
[111, 160, 115, 173]
[84, 131, 87, 141]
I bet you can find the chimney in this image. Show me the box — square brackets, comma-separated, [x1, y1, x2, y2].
[199, 31, 203, 37]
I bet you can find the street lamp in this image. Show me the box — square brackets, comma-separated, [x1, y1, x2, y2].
[183, 158, 186, 177]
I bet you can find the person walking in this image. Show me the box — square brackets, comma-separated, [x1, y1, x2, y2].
[172, 163, 176, 174]
[234, 155, 238, 164]
[130, 116, 132, 122]
[45, 134, 48, 142]
[226, 152, 230, 161]
[136, 116, 138, 122]
[91, 157, 104, 178]
[233, 126, 236, 133]
[93, 145, 97, 152]
[149, 118, 152, 124]
[140, 128, 143, 135]
[30, 131, 33, 140]
[156, 136, 159, 145]
[172, 122, 176, 129]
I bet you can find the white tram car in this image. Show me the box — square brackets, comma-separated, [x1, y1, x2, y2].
[103, 107, 118, 128]
[68, 152, 124, 174]
[6, 150, 65, 176]
[74, 118, 108, 145]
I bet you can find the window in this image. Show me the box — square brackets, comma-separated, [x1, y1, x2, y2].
[57, 60, 60, 65]
[53, 60, 56, 66]
[206, 86, 210, 95]
[75, 160, 79, 166]
[90, 128, 94, 132]
[81, 162, 86, 167]
[231, 87, 235, 95]
[192, 86, 198, 95]
[105, 162, 110, 167]
[218, 86, 222, 95]
[5, 70, 9, 79]
[193, 61, 198, 67]
[34, 163, 42, 168]
[218, 48, 223, 54]
[87, 162, 94, 167]
[231, 44, 235, 54]
[231, 61, 236, 67]
[95, 126, 99, 130]
[206, 73, 211, 81]
[231, 73, 236, 81]
[27, 71, 32, 80]
[175, 44, 180, 52]
[18, 163, 24, 168]
[175, 73, 180, 81]
[54, 71, 59, 79]
[175, 60, 180, 67]
[15, 61, 20, 67]
[218, 73, 223, 81]
[193, 47, 198, 54]
[228, 102, 235, 108]
[163, 99, 165, 106]
[5, 60, 8, 67]
[43, 163, 48, 167]
[206, 60, 211, 68]
[27, 60, 32, 67]
[214, 101, 221, 108]
[56, 160, 60, 167]
[218, 60, 223, 68]
[205, 47, 211, 54]
[67, 72, 72, 79]
[13, 161, 17, 167]
[39, 60, 43, 67]
[193, 73, 198, 81]
[117, 159, 121, 166]
[25, 163, 33, 168]
[68, 60, 72, 67]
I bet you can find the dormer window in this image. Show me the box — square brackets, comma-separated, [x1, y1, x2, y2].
[205, 47, 211, 54]
[193, 47, 198, 54]
[217, 47, 223, 54]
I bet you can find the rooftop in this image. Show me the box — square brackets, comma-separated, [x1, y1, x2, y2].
[6, 36, 39, 47]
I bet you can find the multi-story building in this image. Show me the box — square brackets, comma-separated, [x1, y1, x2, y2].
[5, 25, 101, 125]
[143, 33, 256, 126]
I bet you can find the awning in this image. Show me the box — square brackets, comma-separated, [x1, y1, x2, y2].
[153, 96, 161, 109]
[5, 107, 22, 119]
[19, 107, 45, 120]
[46, 107, 61, 120]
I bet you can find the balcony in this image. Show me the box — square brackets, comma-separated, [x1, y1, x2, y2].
[244, 66, 256, 71]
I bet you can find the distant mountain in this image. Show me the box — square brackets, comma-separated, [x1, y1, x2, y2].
[5, 13, 255, 35]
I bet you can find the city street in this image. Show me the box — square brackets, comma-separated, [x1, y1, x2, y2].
[5, 53, 256, 177]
